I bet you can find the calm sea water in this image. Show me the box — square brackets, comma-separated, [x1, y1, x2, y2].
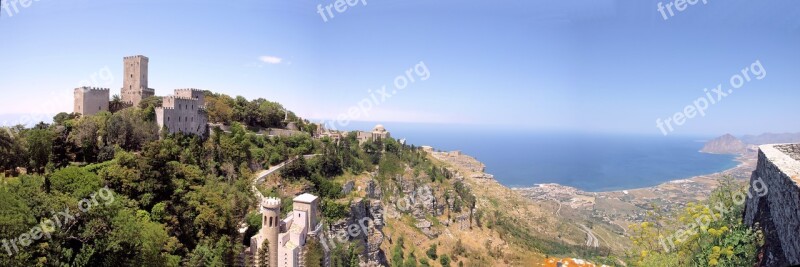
[335, 122, 739, 192]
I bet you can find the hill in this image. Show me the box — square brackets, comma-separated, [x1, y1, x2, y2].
[701, 134, 746, 154]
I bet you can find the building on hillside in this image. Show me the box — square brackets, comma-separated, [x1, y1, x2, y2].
[73, 87, 110, 116]
[121, 55, 155, 106]
[250, 193, 321, 267]
[155, 89, 208, 136]
[72, 56, 210, 136]
[356, 124, 391, 144]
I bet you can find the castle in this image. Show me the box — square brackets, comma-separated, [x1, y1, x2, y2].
[73, 56, 207, 136]
[250, 194, 321, 267]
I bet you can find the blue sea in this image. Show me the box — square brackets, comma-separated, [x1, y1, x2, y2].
[339, 122, 739, 192]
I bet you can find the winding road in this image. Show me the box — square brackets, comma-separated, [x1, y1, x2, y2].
[579, 224, 600, 248]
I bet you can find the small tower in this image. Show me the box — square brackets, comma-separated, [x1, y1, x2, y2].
[259, 197, 281, 267]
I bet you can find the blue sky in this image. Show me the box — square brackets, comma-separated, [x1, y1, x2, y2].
[1, 0, 799, 136]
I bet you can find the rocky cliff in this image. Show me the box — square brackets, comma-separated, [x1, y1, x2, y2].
[744, 144, 800, 267]
[701, 134, 747, 154]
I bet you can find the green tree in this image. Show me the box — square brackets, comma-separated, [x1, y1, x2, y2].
[50, 166, 102, 198]
[69, 115, 103, 162]
[440, 254, 451, 267]
[404, 251, 418, 267]
[304, 238, 324, 267]
[280, 157, 310, 181]
[0, 128, 25, 172]
[25, 127, 54, 173]
[53, 112, 79, 125]
[258, 239, 270, 267]
[426, 244, 438, 260]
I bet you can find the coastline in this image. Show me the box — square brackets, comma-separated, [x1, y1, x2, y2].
[427, 146, 759, 254]
[512, 151, 755, 194]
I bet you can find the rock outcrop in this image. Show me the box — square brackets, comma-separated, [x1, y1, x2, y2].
[744, 144, 800, 267]
[701, 134, 746, 154]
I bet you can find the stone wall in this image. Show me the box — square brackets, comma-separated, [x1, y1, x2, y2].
[174, 88, 205, 107]
[156, 95, 207, 136]
[744, 144, 800, 267]
[266, 128, 307, 137]
[775, 144, 800, 161]
[73, 87, 109, 115]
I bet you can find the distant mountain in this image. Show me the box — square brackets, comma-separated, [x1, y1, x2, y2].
[740, 132, 800, 145]
[701, 134, 746, 154]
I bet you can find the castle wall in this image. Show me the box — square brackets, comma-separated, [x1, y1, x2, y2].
[73, 87, 109, 115]
[174, 89, 205, 107]
[744, 144, 800, 267]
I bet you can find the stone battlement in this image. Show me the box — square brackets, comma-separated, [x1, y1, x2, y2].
[123, 55, 148, 60]
[175, 88, 204, 92]
[262, 197, 282, 208]
[163, 95, 200, 101]
[75, 87, 111, 92]
[744, 144, 800, 266]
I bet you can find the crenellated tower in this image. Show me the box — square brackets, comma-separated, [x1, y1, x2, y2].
[74, 87, 110, 115]
[256, 197, 281, 267]
[121, 55, 155, 106]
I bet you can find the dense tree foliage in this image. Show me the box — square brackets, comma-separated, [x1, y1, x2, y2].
[0, 90, 439, 266]
[0, 98, 326, 266]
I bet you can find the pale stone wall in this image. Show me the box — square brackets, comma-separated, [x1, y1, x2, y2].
[293, 198, 320, 232]
[73, 87, 109, 115]
[121, 55, 155, 106]
[744, 144, 800, 267]
[267, 128, 307, 137]
[174, 88, 205, 107]
[156, 96, 207, 135]
[156, 90, 207, 136]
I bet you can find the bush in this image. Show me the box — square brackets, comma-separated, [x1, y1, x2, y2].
[439, 254, 451, 267]
[426, 244, 438, 260]
[627, 177, 762, 266]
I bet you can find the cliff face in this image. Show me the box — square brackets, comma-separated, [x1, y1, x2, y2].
[701, 134, 747, 154]
[744, 144, 800, 267]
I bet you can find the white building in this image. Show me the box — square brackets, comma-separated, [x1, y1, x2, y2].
[251, 193, 321, 267]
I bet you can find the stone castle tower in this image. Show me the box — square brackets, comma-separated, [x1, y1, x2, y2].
[121, 55, 155, 106]
[72, 56, 209, 137]
[73, 87, 110, 116]
[249, 193, 320, 267]
[155, 89, 208, 135]
[258, 197, 281, 267]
